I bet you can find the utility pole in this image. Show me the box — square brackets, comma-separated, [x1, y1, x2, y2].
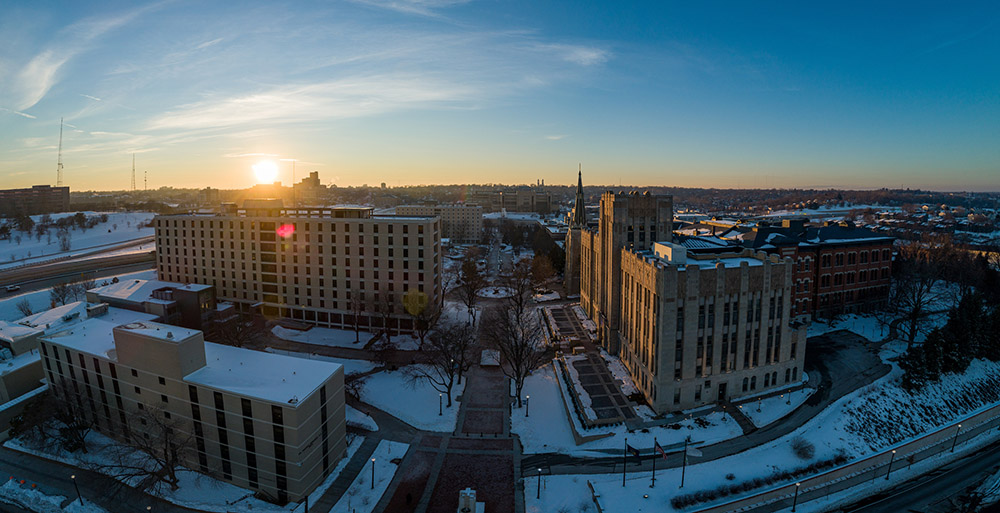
[131, 153, 136, 191]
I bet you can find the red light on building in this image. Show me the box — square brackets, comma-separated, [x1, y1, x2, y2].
[276, 224, 295, 238]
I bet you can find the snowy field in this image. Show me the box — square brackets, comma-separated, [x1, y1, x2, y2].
[5, 430, 364, 513]
[272, 325, 373, 348]
[347, 406, 379, 432]
[514, 365, 742, 455]
[362, 366, 466, 432]
[0, 269, 157, 322]
[330, 440, 408, 513]
[0, 212, 155, 269]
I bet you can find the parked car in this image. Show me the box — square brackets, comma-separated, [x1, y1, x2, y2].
[4, 285, 21, 293]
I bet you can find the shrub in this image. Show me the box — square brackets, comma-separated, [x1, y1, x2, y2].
[792, 437, 815, 460]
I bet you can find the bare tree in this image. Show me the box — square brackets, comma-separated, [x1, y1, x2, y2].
[405, 321, 478, 407]
[10, 382, 93, 453]
[345, 372, 369, 401]
[531, 254, 556, 286]
[502, 258, 535, 319]
[411, 307, 441, 351]
[214, 313, 264, 348]
[456, 255, 486, 324]
[349, 291, 366, 343]
[482, 300, 546, 408]
[49, 281, 73, 306]
[376, 289, 396, 343]
[70, 277, 98, 300]
[92, 406, 195, 493]
[15, 298, 33, 317]
[892, 236, 953, 348]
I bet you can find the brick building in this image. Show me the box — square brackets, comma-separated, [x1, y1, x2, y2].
[0, 185, 70, 217]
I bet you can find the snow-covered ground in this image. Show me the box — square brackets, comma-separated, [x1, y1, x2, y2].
[478, 286, 514, 298]
[0, 269, 157, 322]
[330, 440, 408, 513]
[5, 429, 363, 513]
[0, 478, 108, 513]
[272, 325, 372, 348]
[0, 212, 155, 269]
[263, 348, 379, 375]
[741, 387, 815, 428]
[515, 365, 742, 455]
[347, 406, 379, 432]
[440, 300, 479, 327]
[532, 291, 560, 302]
[807, 313, 891, 342]
[362, 366, 466, 432]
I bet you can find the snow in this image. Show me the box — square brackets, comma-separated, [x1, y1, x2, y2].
[88, 279, 209, 305]
[598, 350, 637, 396]
[807, 313, 891, 342]
[346, 405, 379, 431]
[0, 212, 155, 270]
[188, 342, 343, 405]
[740, 387, 815, 428]
[362, 366, 466, 432]
[0, 478, 109, 513]
[272, 325, 372, 348]
[571, 305, 598, 332]
[264, 347, 379, 375]
[532, 291, 560, 302]
[0, 269, 157, 323]
[5, 429, 364, 513]
[440, 300, 479, 326]
[477, 286, 515, 298]
[330, 440, 408, 513]
[511, 366, 583, 454]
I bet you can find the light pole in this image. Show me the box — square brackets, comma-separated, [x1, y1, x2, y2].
[70, 475, 82, 506]
[791, 482, 800, 512]
[371, 458, 376, 490]
[951, 424, 962, 452]
[885, 450, 896, 480]
[537, 468, 542, 499]
[526, 395, 530, 417]
[439, 393, 443, 416]
[757, 397, 762, 413]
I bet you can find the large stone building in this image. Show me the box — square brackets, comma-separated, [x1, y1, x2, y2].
[579, 191, 673, 354]
[0, 185, 70, 217]
[38, 319, 345, 503]
[467, 185, 551, 214]
[564, 170, 589, 296]
[154, 199, 442, 333]
[396, 203, 483, 243]
[571, 188, 807, 413]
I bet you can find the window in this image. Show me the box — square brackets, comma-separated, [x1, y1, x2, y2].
[161, 394, 168, 403]
[158, 376, 166, 386]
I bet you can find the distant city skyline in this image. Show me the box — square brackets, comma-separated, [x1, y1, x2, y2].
[1, 1, 998, 191]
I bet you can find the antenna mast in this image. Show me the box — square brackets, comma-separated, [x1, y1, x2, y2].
[56, 118, 64, 186]
[144, 168, 148, 191]
[131, 153, 136, 191]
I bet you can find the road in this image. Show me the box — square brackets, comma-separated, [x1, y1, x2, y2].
[0, 260, 154, 297]
[839, 440, 1000, 513]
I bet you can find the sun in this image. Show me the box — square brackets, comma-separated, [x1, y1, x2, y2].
[252, 160, 279, 183]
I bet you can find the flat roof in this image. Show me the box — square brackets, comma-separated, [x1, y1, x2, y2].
[42, 318, 123, 360]
[0, 322, 42, 343]
[89, 279, 208, 304]
[115, 321, 202, 343]
[690, 256, 765, 269]
[185, 342, 342, 406]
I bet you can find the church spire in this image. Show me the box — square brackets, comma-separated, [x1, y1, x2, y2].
[571, 164, 587, 227]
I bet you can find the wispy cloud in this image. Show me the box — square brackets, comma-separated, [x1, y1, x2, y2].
[545, 134, 568, 140]
[0, 107, 37, 119]
[223, 152, 279, 158]
[535, 44, 610, 66]
[349, 0, 471, 17]
[80, 94, 103, 101]
[196, 38, 224, 50]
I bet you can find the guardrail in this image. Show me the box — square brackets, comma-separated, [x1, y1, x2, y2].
[689, 401, 1000, 512]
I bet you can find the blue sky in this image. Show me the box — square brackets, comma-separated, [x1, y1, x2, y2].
[1, 1, 998, 191]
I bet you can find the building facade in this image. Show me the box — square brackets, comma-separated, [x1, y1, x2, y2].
[38, 319, 346, 503]
[467, 186, 551, 214]
[0, 185, 70, 217]
[579, 191, 673, 354]
[396, 203, 483, 243]
[154, 199, 442, 333]
[564, 170, 589, 296]
[619, 243, 807, 413]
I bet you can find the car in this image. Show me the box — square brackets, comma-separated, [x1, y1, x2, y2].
[4, 285, 20, 293]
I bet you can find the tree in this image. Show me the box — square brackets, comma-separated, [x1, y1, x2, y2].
[411, 305, 441, 351]
[531, 254, 556, 286]
[456, 255, 486, 324]
[482, 298, 546, 408]
[50, 281, 74, 306]
[92, 405, 195, 493]
[214, 313, 264, 348]
[891, 236, 953, 348]
[405, 321, 477, 407]
[349, 291, 367, 343]
[502, 258, 535, 319]
[10, 383, 93, 454]
[71, 277, 97, 300]
[15, 298, 32, 317]
[376, 289, 396, 343]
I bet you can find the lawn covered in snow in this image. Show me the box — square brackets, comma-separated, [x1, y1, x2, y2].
[362, 366, 466, 432]
[0, 269, 157, 322]
[272, 325, 373, 347]
[264, 347, 379, 375]
[330, 440, 408, 513]
[0, 212, 154, 269]
[740, 386, 815, 428]
[807, 313, 891, 342]
[0, 478, 109, 513]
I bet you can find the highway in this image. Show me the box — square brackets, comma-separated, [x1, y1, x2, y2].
[839, 440, 1000, 513]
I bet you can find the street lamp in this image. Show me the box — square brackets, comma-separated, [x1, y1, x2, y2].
[70, 475, 82, 506]
[371, 458, 376, 490]
[757, 397, 762, 413]
[537, 468, 542, 499]
[791, 482, 801, 512]
[885, 450, 896, 480]
[951, 424, 962, 453]
[526, 395, 530, 417]
[439, 393, 443, 416]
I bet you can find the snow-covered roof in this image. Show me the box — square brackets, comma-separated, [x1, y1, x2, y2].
[1, 351, 40, 375]
[17, 301, 88, 331]
[186, 342, 342, 406]
[116, 321, 202, 343]
[689, 257, 765, 270]
[42, 318, 122, 360]
[0, 322, 42, 343]
[89, 279, 210, 305]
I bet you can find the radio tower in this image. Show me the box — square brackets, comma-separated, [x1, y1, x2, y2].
[144, 168, 148, 191]
[131, 154, 136, 191]
[56, 118, 64, 186]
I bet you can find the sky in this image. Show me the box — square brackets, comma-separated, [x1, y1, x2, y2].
[1, 1, 998, 192]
